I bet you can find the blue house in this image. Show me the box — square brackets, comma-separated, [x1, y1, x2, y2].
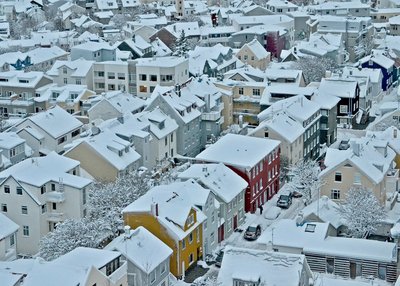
[359, 53, 395, 91]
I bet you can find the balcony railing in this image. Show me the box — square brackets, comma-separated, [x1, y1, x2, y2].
[109, 261, 127, 283]
[46, 191, 65, 203]
[47, 211, 64, 222]
[202, 111, 221, 121]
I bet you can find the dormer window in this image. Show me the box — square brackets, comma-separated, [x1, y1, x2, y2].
[19, 79, 29, 83]
[187, 106, 191, 113]
[186, 214, 194, 226]
[192, 103, 197, 109]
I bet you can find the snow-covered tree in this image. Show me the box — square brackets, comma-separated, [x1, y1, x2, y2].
[339, 187, 386, 238]
[173, 30, 189, 57]
[287, 159, 322, 204]
[111, 14, 128, 30]
[87, 170, 154, 237]
[292, 57, 338, 84]
[39, 219, 105, 261]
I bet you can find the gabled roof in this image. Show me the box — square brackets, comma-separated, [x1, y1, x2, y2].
[0, 151, 92, 188]
[178, 163, 248, 203]
[15, 106, 83, 139]
[0, 214, 19, 240]
[105, 226, 172, 273]
[46, 59, 94, 78]
[122, 179, 208, 240]
[240, 38, 270, 60]
[196, 134, 280, 170]
[319, 137, 396, 184]
[318, 78, 358, 98]
[132, 108, 178, 140]
[359, 53, 395, 70]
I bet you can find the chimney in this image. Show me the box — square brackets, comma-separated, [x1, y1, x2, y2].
[151, 203, 159, 216]
[352, 142, 360, 157]
[239, 114, 243, 128]
[117, 115, 124, 124]
[91, 123, 101, 136]
[124, 225, 131, 240]
[174, 84, 181, 97]
[206, 93, 211, 112]
[132, 34, 136, 42]
[394, 128, 397, 139]
[295, 211, 304, 226]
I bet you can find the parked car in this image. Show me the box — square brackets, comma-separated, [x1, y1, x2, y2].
[215, 249, 224, 267]
[339, 140, 350, 150]
[243, 224, 262, 241]
[277, 192, 292, 208]
[291, 190, 303, 198]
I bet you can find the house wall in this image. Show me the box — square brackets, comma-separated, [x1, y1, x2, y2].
[218, 190, 245, 241]
[0, 232, 17, 261]
[93, 62, 129, 94]
[53, 65, 94, 90]
[320, 163, 386, 204]
[64, 143, 119, 182]
[361, 61, 394, 91]
[236, 46, 270, 70]
[16, 129, 42, 157]
[88, 100, 120, 121]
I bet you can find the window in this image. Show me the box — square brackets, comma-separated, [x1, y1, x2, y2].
[228, 217, 232, 231]
[97, 82, 105, 89]
[165, 137, 168, 146]
[23, 226, 29, 236]
[238, 87, 244, 95]
[4, 185, 10, 193]
[139, 85, 147, 93]
[189, 253, 194, 265]
[331, 189, 340, 200]
[1, 204, 7, 212]
[139, 74, 147, 81]
[83, 188, 86, 205]
[150, 75, 157, 81]
[41, 204, 47, 213]
[63, 68, 67, 74]
[161, 262, 166, 274]
[196, 227, 200, 243]
[97, 71, 104, 77]
[334, 172, 342, 182]
[150, 270, 156, 284]
[10, 234, 15, 246]
[58, 136, 67, 145]
[327, 258, 334, 274]
[182, 238, 186, 249]
[108, 72, 115, 79]
[378, 265, 386, 280]
[63, 78, 67, 84]
[305, 223, 316, 233]
[21, 206, 28, 214]
[76, 79, 81, 85]
[354, 173, 361, 184]
[16, 187, 22, 195]
[253, 88, 260, 96]
[189, 232, 193, 243]
[117, 73, 125, 80]
[108, 84, 115, 90]
[52, 203, 57, 210]
[339, 105, 348, 113]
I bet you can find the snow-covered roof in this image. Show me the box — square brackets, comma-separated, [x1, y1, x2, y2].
[164, 21, 200, 38]
[26, 46, 67, 65]
[105, 226, 172, 273]
[258, 95, 320, 123]
[318, 78, 358, 98]
[0, 152, 92, 190]
[65, 129, 141, 171]
[0, 132, 25, 149]
[0, 214, 18, 240]
[94, 91, 146, 115]
[342, 66, 382, 84]
[253, 112, 304, 143]
[95, 0, 118, 10]
[0, 270, 22, 286]
[305, 236, 397, 263]
[15, 106, 83, 139]
[178, 163, 248, 203]
[311, 93, 340, 109]
[122, 180, 208, 240]
[302, 196, 344, 228]
[232, 24, 287, 36]
[196, 134, 280, 170]
[136, 56, 187, 68]
[359, 53, 395, 70]
[320, 137, 396, 185]
[217, 246, 307, 286]
[259, 219, 329, 249]
[132, 108, 178, 140]
[0, 71, 50, 88]
[46, 59, 94, 78]
[54, 247, 120, 269]
[366, 126, 400, 155]
[151, 38, 172, 57]
[240, 39, 270, 60]
[71, 41, 115, 52]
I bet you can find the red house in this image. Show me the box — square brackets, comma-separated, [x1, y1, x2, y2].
[196, 134, 280, 213]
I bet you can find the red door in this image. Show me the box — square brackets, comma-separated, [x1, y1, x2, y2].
[233, 215, 238, 230]
[218, 224, 225, 243]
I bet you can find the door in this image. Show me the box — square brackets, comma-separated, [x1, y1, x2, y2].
[233, 215, 238, 230]
[218, 224, 224, 242]
[350, 262, 356, 279]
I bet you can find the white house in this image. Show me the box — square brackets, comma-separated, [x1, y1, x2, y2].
[0, 152, 92, 255]
[12, 106, 83, 156]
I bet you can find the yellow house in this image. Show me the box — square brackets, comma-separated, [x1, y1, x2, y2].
[122, 181, 207, 278]
[319, 137, 398, 205]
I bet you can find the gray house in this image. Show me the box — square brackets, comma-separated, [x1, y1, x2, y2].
[71, 42, 116, 62]
[145, 86, 203, 157]
[106, 226, 173, 286]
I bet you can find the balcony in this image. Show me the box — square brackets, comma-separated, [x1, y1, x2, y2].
[202, 111, 221, 121]
[46, 191, 65, 203]
[109, 261, 127, 284]
[47, 211, 64, 222]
